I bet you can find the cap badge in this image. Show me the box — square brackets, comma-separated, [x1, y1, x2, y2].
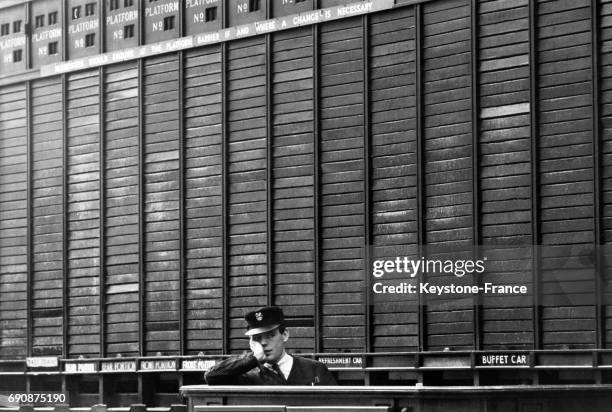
[255, 312, 263, 321]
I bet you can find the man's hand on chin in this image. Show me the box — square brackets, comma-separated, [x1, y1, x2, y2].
[249, 339, 266, 362]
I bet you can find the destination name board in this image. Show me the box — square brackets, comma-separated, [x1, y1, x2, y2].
[317, 356, 363, 368]
[478, 353, 530, 367]
[64, 362, 97, 373]
[41, 0, 394, 76]
[181, 359, 217, 371]
[140, 359, 178, 371]
[100, 360, 137, 372]
[26, 357, 59, 368]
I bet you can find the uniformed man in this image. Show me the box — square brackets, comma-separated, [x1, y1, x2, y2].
[205, 306, 337, 385]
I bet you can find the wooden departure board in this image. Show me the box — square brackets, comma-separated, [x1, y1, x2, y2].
[103, 62, 140, 356]
[478, 0, 533, 349]
[319, 17, 366, 352]
[66, 69, 101, 356]
[369, 7, 419, 352]
[422, 0, 474, 350]
[601, 0, 612, 347]
[0, 0, 611, 362]
[183, 45, 224, 354]
[227, 36, 269, 352]
[143, 54, 181, 355]
[537, 0, 596, 348]
[31, 76, 64, 356]
[0, 83, 27, 358]
[271, 27, 316, 353]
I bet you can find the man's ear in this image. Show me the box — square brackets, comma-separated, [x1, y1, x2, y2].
[281, 329, 289, 343]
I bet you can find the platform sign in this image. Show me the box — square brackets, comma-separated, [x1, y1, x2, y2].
[317, 355, 364, 368]
[41, 0, 395, 76]
[100, 360, 137, 372]
[144, 0, 180, 43]
[477, 353, 530, 367]
[0, 4, 27, 75]
[31, 0, 63, 68]
[105, 0, 139, 51]
[66, 0, 100, 59]
[140, 359, 178, 371]
[181, 358, 217, 371]
[185, 0, 222, 35]
[26, 357, 59, 368]
[64, 362, 98, 373]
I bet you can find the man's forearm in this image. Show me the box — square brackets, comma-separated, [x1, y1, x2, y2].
[204, 354, 259, 385]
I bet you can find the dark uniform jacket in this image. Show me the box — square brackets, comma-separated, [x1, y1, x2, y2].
[205, 353, 337, 385]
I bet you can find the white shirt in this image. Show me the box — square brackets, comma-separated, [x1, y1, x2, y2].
[265, 352, 293, 380]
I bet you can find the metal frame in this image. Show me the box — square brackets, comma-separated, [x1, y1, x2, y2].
[26, 79, 32, 359]
[99, 66, 106, 358]
[178, 50, 186, 356]
[528, 0, 541, 351]
[136, 57, 146, 405]
[221, 39, 229, 355]
[591, 0, 603, 351]
[137, 58, 145, 359]
[363, 13, 372, 354]
[0, 0, 609, 378]
[312, 18, 321, 354]
[25, 2, 31, 74]
[98, 0, 105, 53]
[61, 73, 69, 360]
[470, 0, 481, 352]
[266, 31, 273, 306]
[415, 3, 425, 353]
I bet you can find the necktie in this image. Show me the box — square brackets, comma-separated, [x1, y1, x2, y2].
[271, 363, 286, 383]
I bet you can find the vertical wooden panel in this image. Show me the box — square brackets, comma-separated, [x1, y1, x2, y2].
[31, 77, 64, 356]
[183, 45, 224, 354]
[0, 84, 28, 359]
[537, 0, 596, 348]
[422, 0, 475, 350]
[227, 36, 268, 352]
[103, 62, 140, 356]
[478, 0, 534, 349]
[529, 0, 541, 350]
[143, 54, 181, 355]
[319, 17, 366, 352]
[313, 23, 322, 353]
[369, 7, 419, 351]
[599, 0, 612, 346]
[271, 27, 316, 353]
[66, 69, 100, 356]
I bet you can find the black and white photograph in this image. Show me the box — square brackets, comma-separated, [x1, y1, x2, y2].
[0, 0, 611, 410]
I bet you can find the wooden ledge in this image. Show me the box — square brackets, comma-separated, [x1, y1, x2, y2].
[180, 384, 612, 397]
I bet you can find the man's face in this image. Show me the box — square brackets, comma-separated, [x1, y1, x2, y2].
[251, 327, 288, 363]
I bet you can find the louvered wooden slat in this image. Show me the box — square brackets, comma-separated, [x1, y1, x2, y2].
[227, 36, 269, 353]
[143, 55, 181, 355]
[31, 77, 64, 356]
[0, 84, 28, 359]
[478, 0, 533, 349]
[537, 0, 596, 348]
[319, 17, 366, 352]
[184, 46, 224, 354]
[600, 0, 612, 347]
[104, 62, 140, 356]
[369, 7, 420, 351]
[66, 70, 100, 356]
[423, 0, 475, 350]
[271, 27, 316, 353]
